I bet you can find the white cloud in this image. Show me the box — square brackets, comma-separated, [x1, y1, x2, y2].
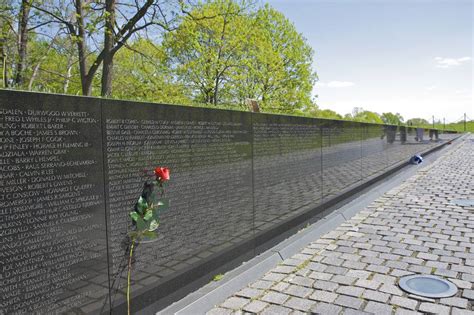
[434, 56, 471, 68]
[316, 81, 355, 88]
[425, 85, 437, 91]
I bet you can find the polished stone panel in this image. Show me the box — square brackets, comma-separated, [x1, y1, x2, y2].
[252, 114, 322, 233]
[0, 91, 109, 314]
[0, 89, 459, 314]
[101, 99, 254, 312]
[321, 120, 362, 200]
[361, 123, 387, 179]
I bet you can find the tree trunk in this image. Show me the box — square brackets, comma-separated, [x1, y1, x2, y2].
[1, 51, 7, 88]
[0, 24, 8, 87]
[70, 0, 152, 96]
[63, 56, 73, 94]
[28, 32, 59, 90]
[15, 0, 31, 86]
[27, 60, 40, 90]
[74, 0, 92, 95]
[213, 75, 219, 105]
[101, 0, 116, 97]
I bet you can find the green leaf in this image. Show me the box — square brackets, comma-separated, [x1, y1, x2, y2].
[136, 217, 146, 231]
[149, 219, 160, 231]
[143, 210, 153, 221]
[137, 196, 148, 213]
[129, 212, 139, 222]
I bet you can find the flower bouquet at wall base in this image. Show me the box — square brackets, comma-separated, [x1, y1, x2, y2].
[126, 167, 170, 315]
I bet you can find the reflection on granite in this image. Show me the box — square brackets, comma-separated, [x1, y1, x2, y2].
[252, 115, 322, 233]
[0, 91, 110, 314]
[0, 89, 459, 314]
[102, 100, 254, 311]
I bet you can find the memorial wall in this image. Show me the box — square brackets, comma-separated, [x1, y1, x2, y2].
[0, 90, 458, 314]
[253, 115, 322, 234]
[0, 93, 109, 314]
[102, 99, 254, 311]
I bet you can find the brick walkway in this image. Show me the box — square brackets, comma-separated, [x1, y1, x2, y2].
[208, 136, 473, 315]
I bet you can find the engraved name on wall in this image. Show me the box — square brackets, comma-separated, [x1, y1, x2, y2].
[0, 101, 108, 314]
[103, 106, 253, 299]
[252, 119, 322, 229]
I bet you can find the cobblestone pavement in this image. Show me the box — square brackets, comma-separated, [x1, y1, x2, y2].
[208, 136, 474, 315]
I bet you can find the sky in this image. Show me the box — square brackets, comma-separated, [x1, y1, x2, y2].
[264, 0, 473, 123]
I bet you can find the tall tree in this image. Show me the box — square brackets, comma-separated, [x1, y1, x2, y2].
[406, 118, 429, 126]
[1, 0, 21, 87]
[26, 36, 83, 94]
[164, 1, 316, 112]
[348, 107, 383, 124]
[316, 109, 343, 120]
[381, 112, 404, 125]
[235, 4, 316, 112]
[112, 38, 190, 104]
[164, 0, 250, 105]
[32, 0, 178, 96]
[0, 0, 46, 87]
[0, 2, 14, 87]
[14, 0, 32, 85]
[101, 0, 115, 96]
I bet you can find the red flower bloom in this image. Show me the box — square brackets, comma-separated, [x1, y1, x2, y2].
[154, 167, 170, 182]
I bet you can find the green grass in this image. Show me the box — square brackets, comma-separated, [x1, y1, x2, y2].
[212, 274, 224, 281]
[413, 121, 474, 133]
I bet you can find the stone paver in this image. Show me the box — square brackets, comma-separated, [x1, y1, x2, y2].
[261, 291, 289, 304]
[220, 297, 249, 310]
[242, 300, 268, 313]
[283, 296, 316, 311]
[334, 295, 364, 309]
[311, 302, 343, 314]
[208, 136, 473, 314]
[391, 295, 418, 310]
[260, 305, 292, 315]
[419, 302, 451, 314]
[364, 301, 394, 314]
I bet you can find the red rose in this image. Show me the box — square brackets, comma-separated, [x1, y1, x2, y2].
[154, 167, 170, 182]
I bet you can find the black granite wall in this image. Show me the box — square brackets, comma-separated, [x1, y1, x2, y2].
[0, 92, 109, 314]
[0, 90, 458, 314]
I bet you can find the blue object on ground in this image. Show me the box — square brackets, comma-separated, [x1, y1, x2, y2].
[410, 154, 423, 164]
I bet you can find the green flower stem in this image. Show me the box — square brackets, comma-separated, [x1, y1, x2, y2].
[127, 237, 135, 315]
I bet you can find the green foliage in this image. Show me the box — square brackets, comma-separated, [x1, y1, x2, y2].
[164, 0, 250, 105]
[236, 4, 316, 113]
[347, 107, 383, 124]
[8, 36, 96, 94]
[315, 109, 343, 120]
[130, 212, 139, 222]
[295, 259, 310, 271]
[302, 103, 343, 120]
[406, 118, 430, 126]
[212, 274, 224, 281]
[128, 182, 169, 240]
[413, 120, 474, 132]
[163, 0, 316, 113]
[112, 39, 191, 104]
[381, 112, 404, 125]
[0, 0, 466, 129]
[444, 121, 474, 132]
